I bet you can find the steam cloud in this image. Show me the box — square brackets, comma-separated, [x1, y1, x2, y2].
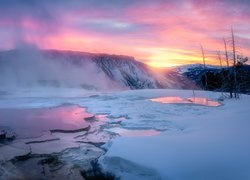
[0, 44, 123, 91]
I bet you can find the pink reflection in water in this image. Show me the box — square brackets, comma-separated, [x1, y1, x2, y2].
[150, 96, 184, 104]
[150, 96, 221, 107]
[187, 97, 221, 107]
[0, 105, 93, 138]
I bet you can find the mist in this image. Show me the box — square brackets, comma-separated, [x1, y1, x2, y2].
[0, 45, 124, 92]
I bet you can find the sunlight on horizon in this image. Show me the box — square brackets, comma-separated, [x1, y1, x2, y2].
[0, 1, 249, 66]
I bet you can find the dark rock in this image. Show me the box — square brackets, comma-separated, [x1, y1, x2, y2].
[50, 125, 91, 133]
[12, 153, 32, 162]
[0, 132, 6, 140]
[26, 138, 60, 144]
[80, 160, 117, 180]
[84, 116, 96, 121]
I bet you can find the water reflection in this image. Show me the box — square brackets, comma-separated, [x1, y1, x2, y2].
[0, 105, 93, 138]
[187, 97, 221, 107]
[150, 96, 221, 107]
[0, 105, 162, 139]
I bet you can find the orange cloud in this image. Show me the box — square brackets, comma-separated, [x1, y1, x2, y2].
[0, 0, 249, 67]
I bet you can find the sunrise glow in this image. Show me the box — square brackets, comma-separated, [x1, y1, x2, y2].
[0, 0, 249, 67]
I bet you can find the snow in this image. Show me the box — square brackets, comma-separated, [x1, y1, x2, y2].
[98, 90, 250, 180]
[105, 127, 160, 137]
[0, 88, 249, 179]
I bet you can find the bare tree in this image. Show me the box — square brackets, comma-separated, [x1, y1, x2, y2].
[201, 28, 248, 98]
[217, 50, 225, 98]
[223, 37, 234, 98]
[200, 45, 208, 89]
[223, 38, 230, 67]
[231, 27, 239, 98]
[231, 28, 237, 67]
[217, 51, 223, 68]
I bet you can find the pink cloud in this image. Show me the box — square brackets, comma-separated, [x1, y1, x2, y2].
[0, 0, 249, 66]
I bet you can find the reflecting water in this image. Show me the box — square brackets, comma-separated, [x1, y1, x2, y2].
[0, 105, 162, 139]
[0, 105, 93, 138]
[187, 97, 221, 107]
[150, 96, 221, 107]
[150, 96, 184, 104]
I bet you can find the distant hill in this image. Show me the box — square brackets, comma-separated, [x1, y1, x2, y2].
[1, 49, 249, 93]
[169, 63, 250, 94]
[0, 49, 191, 90]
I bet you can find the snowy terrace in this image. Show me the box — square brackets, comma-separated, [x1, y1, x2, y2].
[0, 88, 249, 179]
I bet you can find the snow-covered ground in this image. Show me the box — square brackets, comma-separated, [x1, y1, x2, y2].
[98, 90, 250, 180]
[0, 88, 249, 179]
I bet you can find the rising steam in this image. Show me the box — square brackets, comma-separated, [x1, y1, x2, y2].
[0, 44, 123, 91]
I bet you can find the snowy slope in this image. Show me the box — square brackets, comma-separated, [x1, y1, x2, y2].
[44, 50, 160, 89]
[169, 63, 220, 74]
[163, 64, 224, 90]
[45, 50, 199, 89]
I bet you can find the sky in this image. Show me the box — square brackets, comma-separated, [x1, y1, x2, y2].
[0, 0, 249, 67]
